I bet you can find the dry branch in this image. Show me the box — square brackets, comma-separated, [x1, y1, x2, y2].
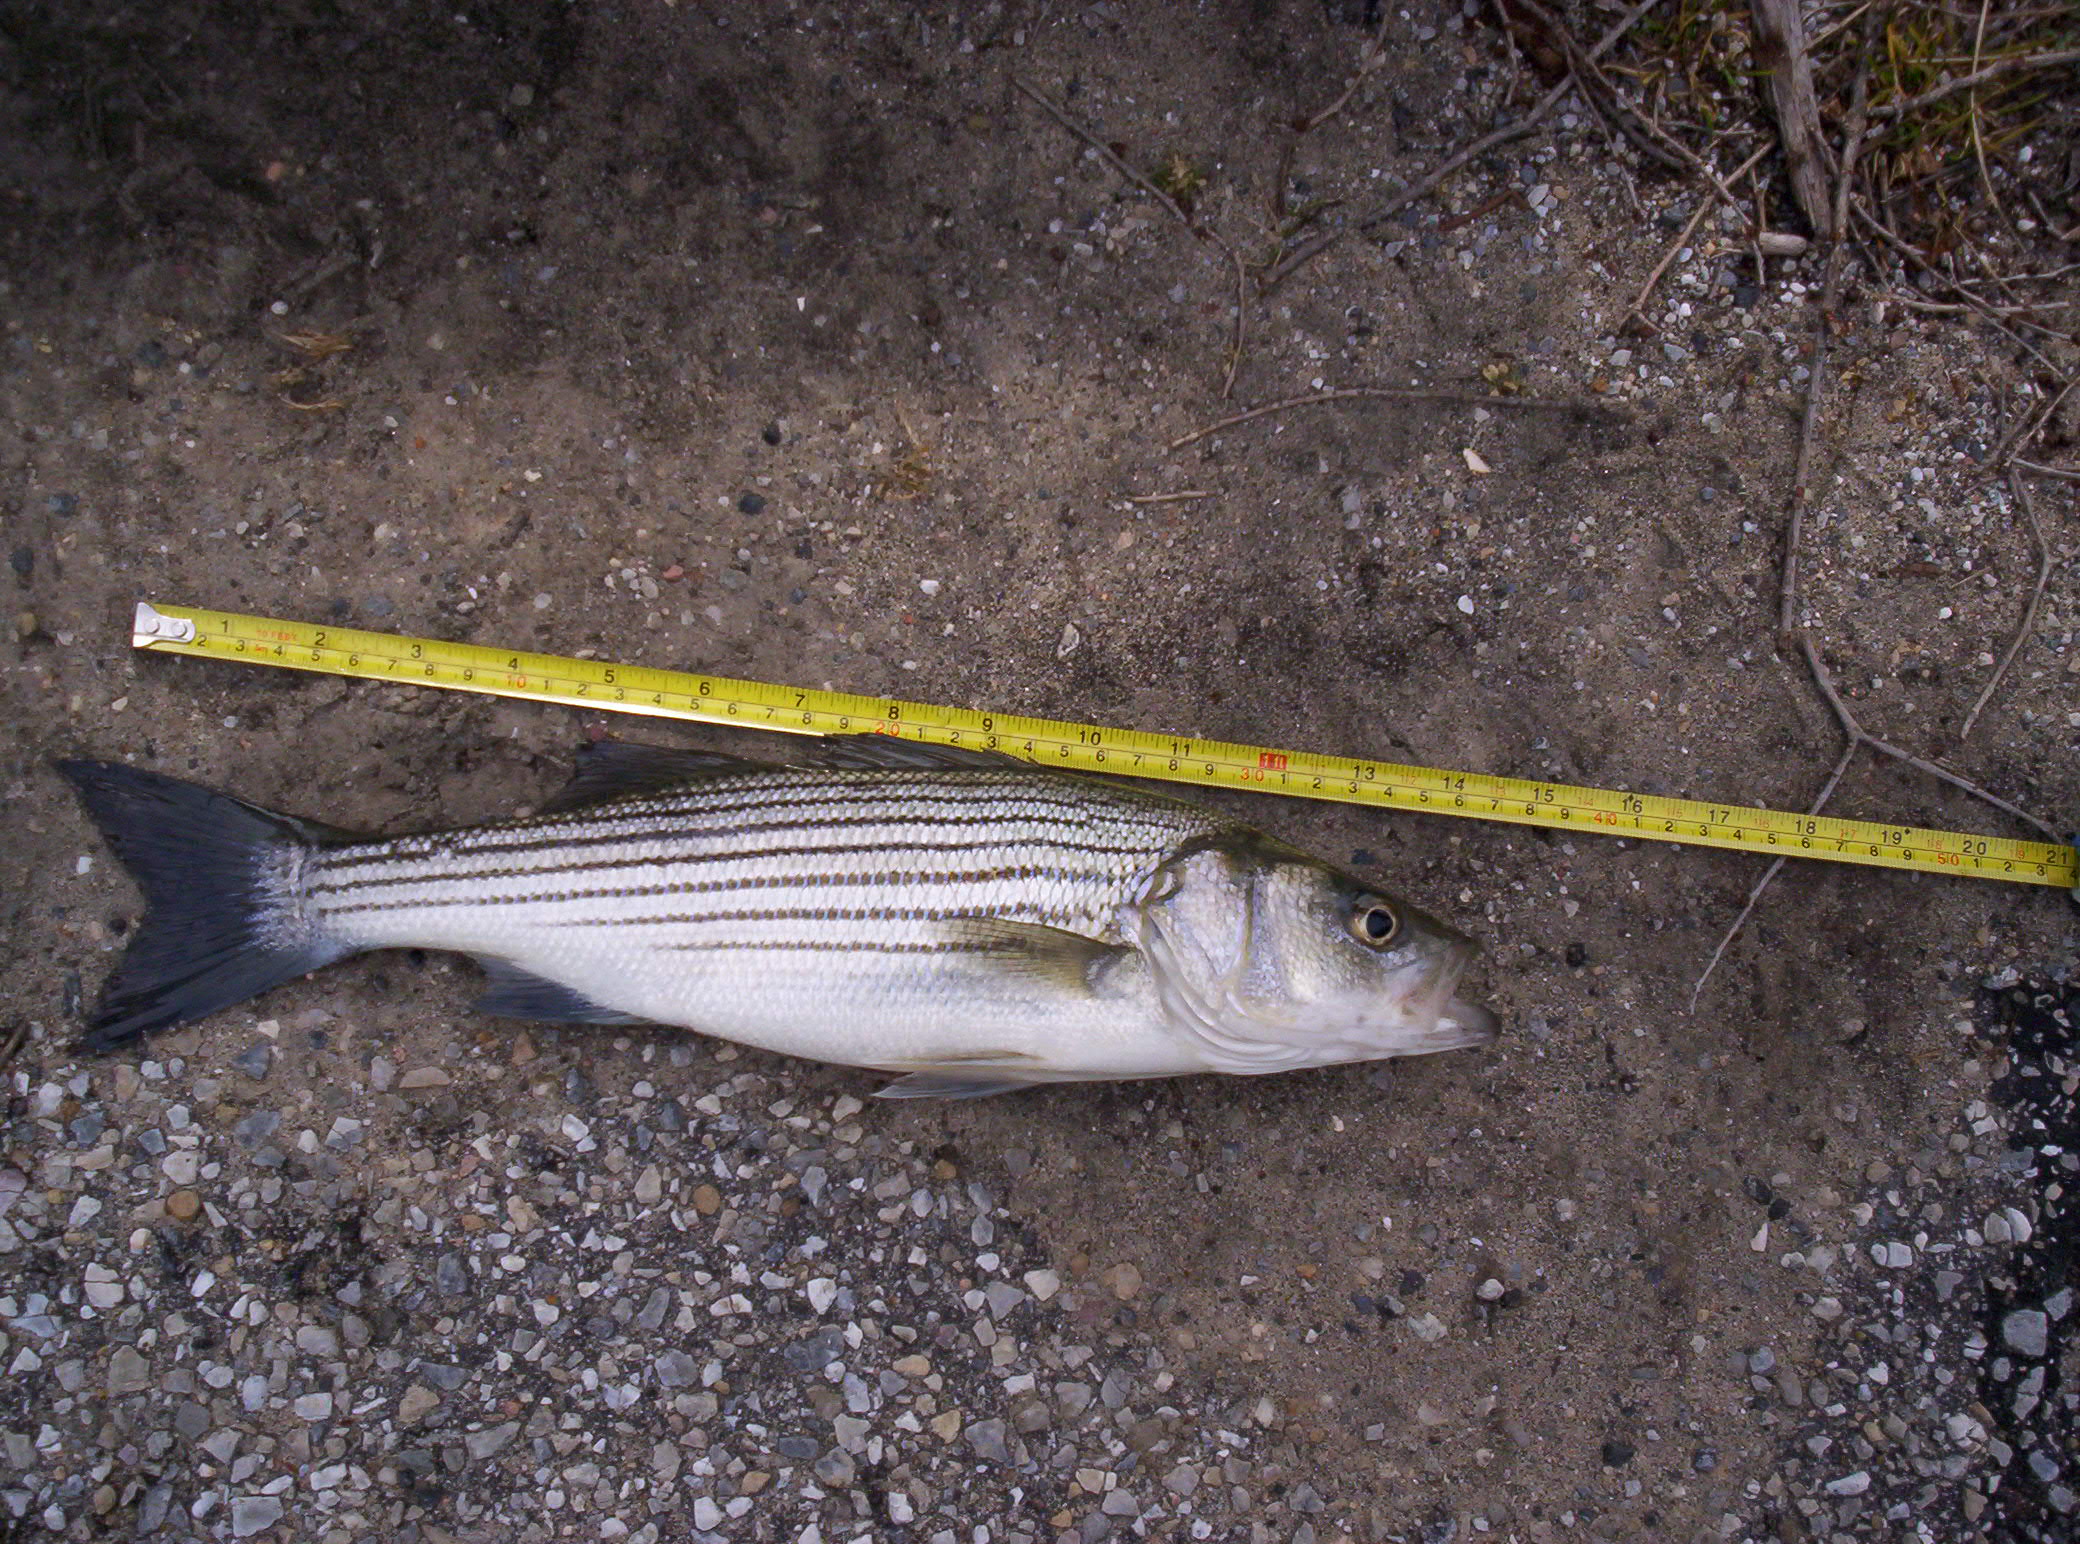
[1750, 0, 1835, 236]
[1168, 387, 1619, 450]
[1012, 77, 1231, 255]
[1866, 47, 2080, 120]
[1624, 145, 1772, 328]
[1259, 0, 1664, 293]
[1777, 48, 1873, 638]
[1958, 474, 2051, 741]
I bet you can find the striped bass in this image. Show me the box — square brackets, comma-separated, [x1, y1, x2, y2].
[58, 738, 1497, 1097]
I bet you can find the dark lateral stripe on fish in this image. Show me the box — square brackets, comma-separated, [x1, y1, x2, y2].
[313, 836, 1162, 895]
[317, 812, 1167, 874]
[465, 900, 1078, 929]
[314, 788, 1183, 870]
[654, 938, 1054, 956]
[313, 863, 1124, 915]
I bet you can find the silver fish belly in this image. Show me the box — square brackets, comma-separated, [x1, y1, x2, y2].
[59, 738, 1499, 1096]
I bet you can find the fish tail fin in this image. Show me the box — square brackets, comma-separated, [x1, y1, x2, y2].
[55, 760, 360, 1050]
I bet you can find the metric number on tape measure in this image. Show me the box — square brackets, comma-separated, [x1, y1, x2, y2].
[129, 600, 2079, 890]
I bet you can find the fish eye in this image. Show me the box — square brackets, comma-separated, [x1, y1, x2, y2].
[1350, 899, 1399, 946]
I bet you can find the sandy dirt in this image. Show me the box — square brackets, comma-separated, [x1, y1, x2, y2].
[3, 3, 2075, 1543]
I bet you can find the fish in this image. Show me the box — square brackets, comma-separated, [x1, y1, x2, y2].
[56, 737, 1498, 1097]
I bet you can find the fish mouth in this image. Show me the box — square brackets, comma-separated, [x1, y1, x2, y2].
[1437, 995, 1500, 1044]
[1414, 941, 1499, 1051]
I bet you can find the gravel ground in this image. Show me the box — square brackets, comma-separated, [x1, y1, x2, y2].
[2, 3, 2076, 1542]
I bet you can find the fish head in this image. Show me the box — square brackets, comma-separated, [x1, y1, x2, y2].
[1133, 833, 1499, 1075]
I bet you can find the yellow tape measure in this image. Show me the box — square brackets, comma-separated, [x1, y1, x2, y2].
[130, 601, 2076, 890]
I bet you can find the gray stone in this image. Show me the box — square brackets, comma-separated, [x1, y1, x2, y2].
[107, 1346, 150, 1394]
[2002, 1310, 2049, 1358]
[782, 1326, 847, 1372]
[654, 1351, 699, 1388]
[635, 1286, 670, 1332]
[967, 1417, 1012, 1465]
[230, 1496, 283, 1536]
[813, 1448, 856, 1487]
[436, 1253, 469, 1296]
[137, 1485, 173, 1530]
[983, 1282, 1025, 1319]
[465, 1421, 520, 1460]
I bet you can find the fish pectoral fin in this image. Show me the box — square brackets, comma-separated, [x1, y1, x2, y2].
[473, 960, 650, 1025]
[805, 735, 1029, 772]
[539, 741, 777, 814]
[873, 1070, 1042, 1100]
[936, 917, 1131, 994]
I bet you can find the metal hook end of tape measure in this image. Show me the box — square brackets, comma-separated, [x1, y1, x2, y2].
[133, 602, 197, 645]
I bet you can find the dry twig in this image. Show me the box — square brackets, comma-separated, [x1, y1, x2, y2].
[1696, 631, 2062, 1000]
[1855, 203, 2069, 364]
[1959, 474, 2051, 741]
[1750, 0, 1835, 236]
[1508, 0, 1687, 173]
[1295, 11, 1392, 135]
[1167, 387, 1619, 451]
[1124, 490, 1214, 505]
[1798, 635, 2057, 839]
[1623, 145, 1771, 328]
[1222, 250, 1247, 401]
[1011, 76, 1231, 254]
[1692, 28, 2061, 997]
[1259, 0, 1663, 293]
[2012, 458, 2080, 484]
[1778, 49, 1873, 639]
[1865, 47, 2080, 120]
[1965, 0, 2010, 232]
[1691, 743, 1855, 1005]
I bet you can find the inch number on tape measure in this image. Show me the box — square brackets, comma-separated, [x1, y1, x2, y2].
[130, 601, 2077, 890]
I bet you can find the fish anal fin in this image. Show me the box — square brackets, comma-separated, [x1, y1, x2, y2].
[540, 741, 774, 815]
[937, 916, 1129, 993]
[873, 1071, 1040, 1100]
[474, 960, 649, 1025]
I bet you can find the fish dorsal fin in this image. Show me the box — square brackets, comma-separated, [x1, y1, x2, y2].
[936, 916, 1131, 993]
[540, 741, 776, 814]
[805, 735, 1031, 773]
